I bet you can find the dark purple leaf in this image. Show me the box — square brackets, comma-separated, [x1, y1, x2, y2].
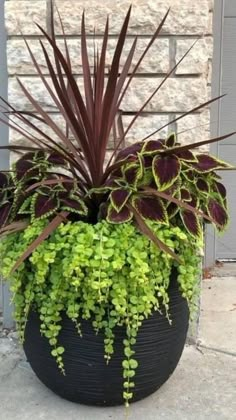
[207, 198, 228, 230]
[116, 142, 142, 162]
[180, 188, 191, 201]
[191, 154, 232, 173]
[34, 194, 58, 218]
[143, 156, 153, 168]
[167, 202, 179, 219]
[196, 178, 209, 193]
[133, 196, 167, 223]
[0, 202, 12, 227]
[15, 158, 35, 180]
[152, 155, 181, 190]
[180, 210, 201, 238]
[213, 181, 226, 200]
[110, 188, 131, 212]
[183, 170, 195, 182]
[124, 164, 142, 186]
[142, 140, 165, 155]
[61, 197, 87, 215]
[48, 152, 67, 165]
[166, 133, 176, 148]
[0, 173, 9, 188]
[175, 149, 197, 162]
[107, 205, 132, 223]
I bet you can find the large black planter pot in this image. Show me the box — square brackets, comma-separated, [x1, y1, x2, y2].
[23, 270, 189, 406]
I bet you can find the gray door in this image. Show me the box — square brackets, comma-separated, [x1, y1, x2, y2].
[212, 0, 236, 260]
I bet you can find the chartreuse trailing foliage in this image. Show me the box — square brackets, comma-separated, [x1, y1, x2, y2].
[0, 219, 202, 406]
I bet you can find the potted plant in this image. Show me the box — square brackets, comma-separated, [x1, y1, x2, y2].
[0, 3, 234, 407]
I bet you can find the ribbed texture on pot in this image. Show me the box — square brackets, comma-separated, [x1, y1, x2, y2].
[23, 270, 189, 406]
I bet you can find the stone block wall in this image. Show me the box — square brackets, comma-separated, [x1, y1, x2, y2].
[5, 0, 214, 157]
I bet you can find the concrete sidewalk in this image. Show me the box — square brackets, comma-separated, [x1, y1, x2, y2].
[0, 265, 235, 420]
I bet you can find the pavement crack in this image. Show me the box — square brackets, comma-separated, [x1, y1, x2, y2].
[198, 344, 236, 358]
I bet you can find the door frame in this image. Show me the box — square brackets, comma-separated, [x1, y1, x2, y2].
[205, 0, 224, 267]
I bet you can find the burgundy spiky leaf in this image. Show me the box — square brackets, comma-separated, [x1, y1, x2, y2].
[0, 202, 12, 227]
[48, 152, 67, 165]
[180, 210, 201, 238]
[34, 194, 58, 218]
[107, 205, 133, 224]
[191, 154, 232, 173]
[166, 133, 176, 148]
[152, 155, 181, 190]
[196, 178, 209, 193]
[180, 188, 192, 201]
[110, 188, 131, 212]
[133, 196, 167, 223]
[207, 198, 228, 230]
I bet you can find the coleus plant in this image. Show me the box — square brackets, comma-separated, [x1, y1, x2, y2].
[0, 2, 234, 269]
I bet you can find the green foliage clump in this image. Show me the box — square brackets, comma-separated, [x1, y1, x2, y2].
[0, 220, 202, 406]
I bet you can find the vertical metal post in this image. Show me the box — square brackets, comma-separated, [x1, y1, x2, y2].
[0, 0, 13, 329]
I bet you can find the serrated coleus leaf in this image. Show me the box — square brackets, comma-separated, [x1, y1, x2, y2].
[180, 209, 202, 238]
[167, 202, 179, 219]
[48, 152, 67, 165]
[166, 133, 176, 148]
[0, 173, 9, 188]
[152, 154, 181, 191]
[123, 163, 143, 186]
[132, 196, 168, 223]
[61, 197, 87, 215]
[107, 205, 133, 224]
[196, 178, 209, 193]
[142, 140, 166, 155]
[182, 170, 195, 182]
[191, 154, 233, 173]
[110, 188, 131, 212]
[0, 202, 12, 227]
[34, 194, 59, 218]
[175, 149, 197, 162]
[180, 188, 192, 201]
[116, 142, 143, 162]
[207, 198, 228, 230]
[212, 181, 226, 200]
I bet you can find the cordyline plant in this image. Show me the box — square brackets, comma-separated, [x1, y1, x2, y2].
[0, 2, 235, 269]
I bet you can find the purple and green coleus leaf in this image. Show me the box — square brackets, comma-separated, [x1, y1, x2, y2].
[152, 154, 181, 191]
[141, 139, 166, 155]
[165, 133, 176, 148]
[34, 193, 59, 219]
[0, 202, 12, 227]
[196, 178, 209, 194]
[132, 195, 168, 224]
[107, 204, 133, 224]
[180, 209, 202, 238]
[190, 154, 233, 173]
[110, 188, 131, 212]
[207, 198, 228, 231]
[60, 197, 88, 215]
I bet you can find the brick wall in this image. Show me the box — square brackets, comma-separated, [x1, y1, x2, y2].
[5, 0, 214, 157]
